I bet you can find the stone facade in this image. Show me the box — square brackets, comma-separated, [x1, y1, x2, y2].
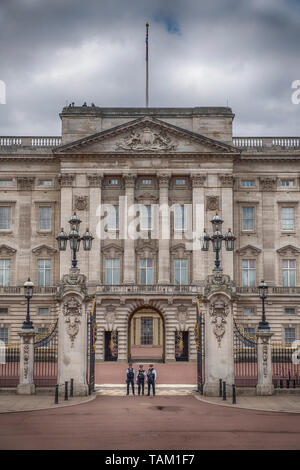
[0, 107, 300, 362]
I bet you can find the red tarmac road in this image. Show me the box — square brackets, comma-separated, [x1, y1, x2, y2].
[0, 395, 299, 450]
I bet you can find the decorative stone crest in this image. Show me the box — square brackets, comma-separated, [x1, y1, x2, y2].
[104, 305, 117, 330]
[219, 175, 234, 187]
[17, 177, 35, 191]
[204, 271, 236, 298]
[259, 177, 277, 191]
[63, 296, 82, 347]
[116, 127, 178, 152]
[191, 174, 206, 188]
[57, 268, 88, 298]
[176, 304, 189, 330]
[208, 295, 231, 347]
[206, 196, 219, 211]
[73, 195, 89, 211]
[58, 173, 75, 187]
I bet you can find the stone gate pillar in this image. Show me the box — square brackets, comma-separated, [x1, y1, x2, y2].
[56, 268, 91, 396]
[17, 329, 35, 395]
[256, 330, 274, 396]
[202, 272, 236, 396]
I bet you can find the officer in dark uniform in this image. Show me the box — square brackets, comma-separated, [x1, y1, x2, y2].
[147, 364, 157, 396]
[126, 362, 135, 395]
[136, 364, 146, 395]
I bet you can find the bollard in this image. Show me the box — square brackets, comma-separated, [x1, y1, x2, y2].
[280, 379, 283, 389]
[219, 379, 222, 397]
[287, 379, 290, 389]
[222, 381, 226, 401]
[232, 384, 236, 404]
[54, 384, 59, 405]
[70, 378, 74, 398]
[294, 380, 296, 389]
[64, 381, 68, 401]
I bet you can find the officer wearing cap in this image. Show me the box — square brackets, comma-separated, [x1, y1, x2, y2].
[147, 364, 157, 396]
[126, 362, 135, 395]
[136, 364, 146, 396]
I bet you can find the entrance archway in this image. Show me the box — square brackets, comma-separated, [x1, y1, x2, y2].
[128, 307, 165, 362]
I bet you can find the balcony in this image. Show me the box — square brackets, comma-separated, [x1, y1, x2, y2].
[232, 137, 300, 149]
[0, 286, 57, 295]
[236, 286, 300, 295]
[0, 137, 62, 148]
[96, 284, 204, 295]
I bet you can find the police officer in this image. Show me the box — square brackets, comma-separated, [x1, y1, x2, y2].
[126, 362, 135, 395]
[136, 364, 146, 396]
[147, 364, 157, 396]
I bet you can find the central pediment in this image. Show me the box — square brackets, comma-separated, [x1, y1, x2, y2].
[54, 116, 239, 155]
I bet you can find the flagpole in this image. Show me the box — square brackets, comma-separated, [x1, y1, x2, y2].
[145, 22, 149, 108]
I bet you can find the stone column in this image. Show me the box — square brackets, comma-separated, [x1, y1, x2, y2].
[158, 174, 170, 284]
[123, 174, 136, 284]
[17, 329, 35, 395]
[202, 272, 235, 396]
[219, 175, 234, 279]
[256, 330, 274, 396]
[58, 173, 75, 278]
[57, 268, 90, 396]
[191, 174, 206, 284]
[88, 174, 103, 285]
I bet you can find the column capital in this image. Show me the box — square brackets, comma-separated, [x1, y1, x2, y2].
[191, 174, 206, 188]
[219, 174, 234, 187]
[123, 174, 136, 188]
[58, 173, 75, 187]
[157, 173, 171, 188]
[87, 174, 103, 188]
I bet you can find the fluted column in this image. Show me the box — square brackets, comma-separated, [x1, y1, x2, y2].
[123, 174, 136, 284]
[158, 174, 170, 284]
[88, 174, 103, 285]
[191, 174, 206, 284]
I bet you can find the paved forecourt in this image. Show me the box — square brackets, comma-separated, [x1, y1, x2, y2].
[0, 395, 300, 450]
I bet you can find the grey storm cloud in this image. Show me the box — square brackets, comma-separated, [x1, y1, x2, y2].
[0, 0, 300, 136]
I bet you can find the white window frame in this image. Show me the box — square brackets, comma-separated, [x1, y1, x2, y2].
[140, 258, 154, 285]
[242, 207, 255, 231]
[0, 259, 11, 286]
[0, 207, 11, 230]
[39, 206, 52, 231]
[281, 207, 294, 231]
[174, 259, 188, 285]
[282, 259, 296, 287]
[174, 205, 187, 231]
[105, 258, 120, 285]
[242, 259, 256, 287]
[37, 259, 51, 287]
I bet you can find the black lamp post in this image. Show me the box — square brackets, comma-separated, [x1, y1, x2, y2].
[56, 212, 94, 268]
[201, 211, 236, 271]
[258, 278, 270, 331]
[23, 277, 34, 329]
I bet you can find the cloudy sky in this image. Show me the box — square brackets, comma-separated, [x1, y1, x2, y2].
[0, 0, 300, 137]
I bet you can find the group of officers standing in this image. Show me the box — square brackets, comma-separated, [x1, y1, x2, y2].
[126, 363, 157, 396]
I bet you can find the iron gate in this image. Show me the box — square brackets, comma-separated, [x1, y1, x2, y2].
[0, 343, 20, 387]
[34, 319, 58, 387]
[87, 295, 97, 394]
[272, 342, 300, 388]
[195, 297, 205, 393]
[233, 319, 257, 387]
[105, 331, 118, 361]
[175, 331, 189, 361]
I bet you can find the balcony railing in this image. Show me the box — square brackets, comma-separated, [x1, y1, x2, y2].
[0, 286, 57, 295]
[232, 137, 300, 148]
[96, 284, 204, 295]
[236, 286, 300, 295]
[0, 137, 62, 148]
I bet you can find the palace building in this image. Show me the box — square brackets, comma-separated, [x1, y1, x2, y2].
[0, 105, 300, 363]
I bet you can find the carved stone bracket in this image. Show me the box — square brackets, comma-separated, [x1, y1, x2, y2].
[219, 175, 234, 187]
[191, 174, 206, 188]
[208, 295, 231, 348]
[87, 174, 103, 188]
[158, 174, 170, 188]
[123, 174, 136, 188]
[259, 177, 277, 191]
[17, 177, 35, 191]
[58, 173, 75, 187]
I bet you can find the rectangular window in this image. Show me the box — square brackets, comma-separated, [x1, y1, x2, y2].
[38, 259, 51, 287]
[174, 259, 188, 285]
[106, 259, 120, 285]
[108, 179, 119, 185]
[39, 207, 51, 231]
[0, 180, 12, 186]
[0, 207, 11, 230]
[281, 207, 294, 231]
[39, 180, 52, 187]
[140, 205, 152, 230]
[281, 180, 294, 187]
[242, 207, 254, 231]
[244, 307, 255, 315]
[106, 205, 119, 230]
[141, 317, 153, 345]
[282, 259, 296, 287]
[0, 308, 8, 315]
[174, 205, 187, 231]
[142, 179, 152, 185]
[284, 327, 296, 346]
[242, 259, 256, 287]
[38, 307, 49, 315]
[0, 260, 10, 286]
[0, 327, 8, 344]
[285, 308, 296, 315]
[140, 258, 154, 285]
[241, 180, 255, 187]
[175, 179, 186, 185]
